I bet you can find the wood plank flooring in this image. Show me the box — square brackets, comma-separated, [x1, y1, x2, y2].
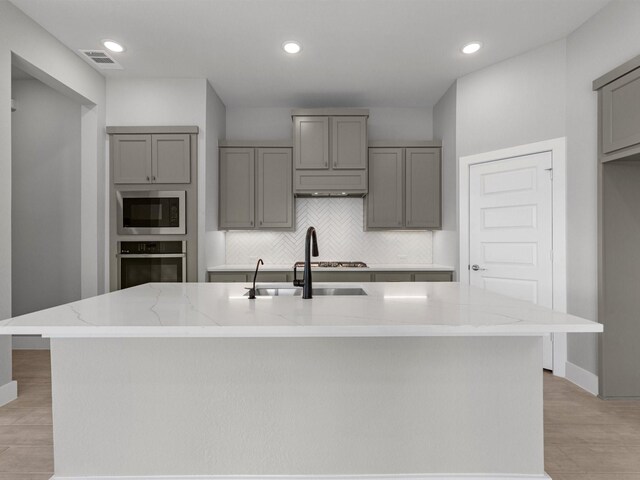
[0, 350, 639, 478]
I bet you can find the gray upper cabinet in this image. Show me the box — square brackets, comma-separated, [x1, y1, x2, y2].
[294, 116, 329, 169]
[152, 134, 191, 183]
[112, 134, 152, 184]
[219, 146, 294, 231]
[112, 133, 191, 184]
[219, 148, 255, 229]
[601, 67, 640, 155]
[366, 146, 441, 230]
[405, 148, 441, 229]
[257, 148, 294, 229]
[366, 148, 403, 228]
[331, 116, 367, 169]
[292, 109, 369, 195]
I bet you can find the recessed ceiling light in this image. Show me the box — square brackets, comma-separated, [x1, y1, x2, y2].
[282, 41, 302, 54]
[102, 39, 125, 53]
[462, 42, 482, 55]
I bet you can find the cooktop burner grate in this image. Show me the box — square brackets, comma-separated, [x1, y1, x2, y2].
[294, 261, 368, 268]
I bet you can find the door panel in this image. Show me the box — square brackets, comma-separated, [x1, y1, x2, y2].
[257, 148, 293, 229]
[469, 151, 553, 369]
[332, 116, 367, 169]
[366, 148, 403, 229]
[294, 116, 329, 169]
[152, 134, 191, 184]
[219, 148, 255, 229]
[405, 148, 441, 228]
[112, 134, 152, 184]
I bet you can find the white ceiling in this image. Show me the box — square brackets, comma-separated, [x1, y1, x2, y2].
[9, 0, 610, 108]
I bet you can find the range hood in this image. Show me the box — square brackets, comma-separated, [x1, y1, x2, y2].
[295, 191, 366, 198]
[294, 170, 368, 197]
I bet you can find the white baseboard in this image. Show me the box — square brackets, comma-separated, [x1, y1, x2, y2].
[0, 380, 17, 407]
[12, 335, 50, 350]
[50, 474, 551, 480]
[565, 361, 599, 395]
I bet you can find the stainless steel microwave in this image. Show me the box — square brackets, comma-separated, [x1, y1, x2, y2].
[117, 190, 186, 235]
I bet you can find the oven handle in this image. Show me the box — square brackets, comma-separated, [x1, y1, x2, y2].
[117, 254, 186, 258]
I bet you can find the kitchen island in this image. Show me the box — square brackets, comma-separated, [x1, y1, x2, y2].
[0, 282, 601, 480]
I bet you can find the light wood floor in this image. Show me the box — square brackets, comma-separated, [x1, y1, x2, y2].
[1, 351, 640, 479]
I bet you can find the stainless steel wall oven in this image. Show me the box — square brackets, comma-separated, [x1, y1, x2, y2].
[117, 190, 186, 235]
[117, 241, 186, 289]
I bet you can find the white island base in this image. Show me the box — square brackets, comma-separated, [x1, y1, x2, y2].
[50, 336, 545, 480]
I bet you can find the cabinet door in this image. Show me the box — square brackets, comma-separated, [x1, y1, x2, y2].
[602, 68, 640, 154]
[112, 134, 152, 184]
[331, 116, 367, 169]
[152, 134, 191, 183]
[219, 148, 255, 229]
[294, 116, 329, 169]
[405, 148, 441, 229]
[366, 148, 404, 229]
[257, 148, 294, 229]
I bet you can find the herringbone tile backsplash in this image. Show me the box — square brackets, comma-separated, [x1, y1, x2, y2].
[225, 198, 433, 265]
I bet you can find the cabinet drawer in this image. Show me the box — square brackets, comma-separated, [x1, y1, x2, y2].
[414, 272, 453, 282]
[312, 272, 372, 282]
[373, 272, 413, 282]
[208, 273, 248, 283]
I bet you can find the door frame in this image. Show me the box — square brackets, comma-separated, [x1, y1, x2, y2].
[459, 137, 567, 376]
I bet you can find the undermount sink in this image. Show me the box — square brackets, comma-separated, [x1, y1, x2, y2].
[245, 287, 367, 297]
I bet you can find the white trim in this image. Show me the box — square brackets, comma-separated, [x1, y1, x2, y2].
[459, 137, 568, 377]
[565, 361, 599, 396]
[0, 380, 17, 407]
[50, 474, 551, 480]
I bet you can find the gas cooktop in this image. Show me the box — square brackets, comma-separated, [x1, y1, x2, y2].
[293, 261, 368, 268]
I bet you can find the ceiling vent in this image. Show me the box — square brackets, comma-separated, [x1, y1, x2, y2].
[79, 50, 123, 70]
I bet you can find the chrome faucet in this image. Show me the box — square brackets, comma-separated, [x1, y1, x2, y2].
[247, 258, 264, 300]
[293, 227, 319, 299]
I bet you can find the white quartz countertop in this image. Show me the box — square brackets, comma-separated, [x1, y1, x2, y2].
[208, 264, 455, 272]
[0, 282, 601, 338]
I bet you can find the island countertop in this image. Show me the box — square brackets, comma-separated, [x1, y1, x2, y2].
[0, 282, 602, 338]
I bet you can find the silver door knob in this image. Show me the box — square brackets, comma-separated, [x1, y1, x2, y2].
[471, 264, 487, 271]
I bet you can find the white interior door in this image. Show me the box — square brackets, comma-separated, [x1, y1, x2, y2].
[469, 152, 554, 369]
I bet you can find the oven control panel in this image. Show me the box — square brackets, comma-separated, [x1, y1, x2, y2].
[119, 241, 185, 255]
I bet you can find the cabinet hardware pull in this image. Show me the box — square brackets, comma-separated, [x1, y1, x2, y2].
[146, 176, 150, 181]
[152, 176, 156, 181]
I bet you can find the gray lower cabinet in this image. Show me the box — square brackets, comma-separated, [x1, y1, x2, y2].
[219, 147, 294, 230]
[208, 270, 453, 283]
[112, 133, 191, 184]
[366, 147, 441, 230]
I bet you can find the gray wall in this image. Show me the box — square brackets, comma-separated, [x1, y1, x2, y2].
[205, 81, 227, 268]
[226, 107, 433, 141]
[11, 78, 81, 316]
[565, 0, 640, 374]
[0, 1, 105, 379]
[432, 82, 458, 274]
[456, 39, 567, 158]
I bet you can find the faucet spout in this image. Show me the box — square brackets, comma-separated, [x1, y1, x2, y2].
[293, 227, 319, 299]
